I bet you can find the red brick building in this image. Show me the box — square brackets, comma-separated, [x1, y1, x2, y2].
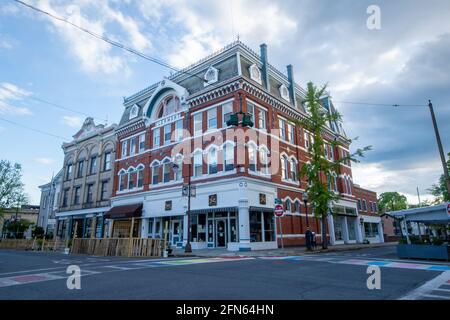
[106, 41, 380, 251]
[353, 184, 384, 243]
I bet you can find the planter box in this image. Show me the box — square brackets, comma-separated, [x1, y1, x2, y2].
[397, 244, 449, 261]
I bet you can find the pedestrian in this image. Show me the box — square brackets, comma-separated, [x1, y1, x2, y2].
[311, 231, 316, 250]
[305, 227, 313, 251]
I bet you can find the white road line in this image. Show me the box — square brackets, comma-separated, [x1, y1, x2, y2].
[399, 271, 450, 300]
[420, 294, 450, 300]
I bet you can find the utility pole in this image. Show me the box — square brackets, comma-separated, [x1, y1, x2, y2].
[428, 100, 450, 199]
[416, 186, 421, 207]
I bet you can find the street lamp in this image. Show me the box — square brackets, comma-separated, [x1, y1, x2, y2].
[226, 93, 254, 128]
[173, 162, 192, 253]
[302, 192, 309, 227]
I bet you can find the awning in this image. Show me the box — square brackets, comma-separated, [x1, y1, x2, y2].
[104, 203, 143, 219]
[189, 207, 237, 215]
[387, 202, 450, 224]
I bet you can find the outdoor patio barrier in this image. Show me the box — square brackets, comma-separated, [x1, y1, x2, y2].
[0, 238, 67, 251]
[397, 244, 450, 261]
[71, 237, 166, 257]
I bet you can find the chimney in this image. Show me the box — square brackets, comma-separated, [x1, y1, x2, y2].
[260, 43, 269, 90]
[286, 64, 297, 107]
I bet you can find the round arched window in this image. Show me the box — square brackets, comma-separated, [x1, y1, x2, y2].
[157, 95, 180, 118]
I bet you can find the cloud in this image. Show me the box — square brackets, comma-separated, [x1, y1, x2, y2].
[35, 157, 55, 165]
[0, 83, 33, 116]
[27, 0, 150, 75]
[61, 115, 82, 128]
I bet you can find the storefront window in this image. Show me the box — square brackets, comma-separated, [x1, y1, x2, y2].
[250, 211, 263, 242]
[364, 223, 379, 237]
[208, 220, 214, 243]
[347, 218, 356, 240]
[263, 212, 275, 241]
[190, 215, 198, 242]
[334, 217, 343, 241]
[198, 214, 206, 242]
[230, 218, 238, 242]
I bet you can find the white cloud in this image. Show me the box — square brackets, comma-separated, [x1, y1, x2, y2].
[0, 83, 33, 116]
[31, 0, 150, 75]
[61, 115, 82, 128]
[35, 157, 55, 165]
[352, 160, 442, 205]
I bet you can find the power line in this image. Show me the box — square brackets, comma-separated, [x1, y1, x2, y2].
[13, 0, 205, 82]
[0, 116, 69, 140]
[0, 85, 107, 122]
[334, 101, 426, 107]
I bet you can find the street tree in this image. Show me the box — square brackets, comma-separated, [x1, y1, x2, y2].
[377, 192, 408, 213]
[0, 160, 28, 214]
[428, 152, 450, 203]
[292, 82, 371, 249]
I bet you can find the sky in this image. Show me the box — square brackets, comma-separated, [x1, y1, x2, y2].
[0, 0, 449, 205]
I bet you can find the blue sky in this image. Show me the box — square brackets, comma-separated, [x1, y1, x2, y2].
[1, 0, 449, 204]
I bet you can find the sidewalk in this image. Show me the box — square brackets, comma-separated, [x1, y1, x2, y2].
[173, 241, 398, 258]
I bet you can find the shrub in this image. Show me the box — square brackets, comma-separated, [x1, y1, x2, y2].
[432, 238, 444, 246]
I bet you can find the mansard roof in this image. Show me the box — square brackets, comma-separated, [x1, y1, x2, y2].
[118, 40, 345, 138]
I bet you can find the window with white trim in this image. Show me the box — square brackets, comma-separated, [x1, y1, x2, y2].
[194, 113, 202, 135]
[194, 151, 202, 177]
[129, 104, 139, 119]
[153, 128, 160, 147]
[280, 84, 290, 101]
[248, 143, 257, 172]
[175, 119, 183, 142]
[130, 137, 137, 156]
[164, 124, 171, 145]
[121, 140, 128, 158]
[138, 133, 145, 152]
[247, 102, 255, 125]
[162, 159, 171, 183]
[281, 155, 289, 180]
[127, 168, 135, 189]
[118, 170, 126, 191]
[222, 102, 233, 127]
[174, 155, 183, 181]
[362, 199, 367, 211]
[207, 108, 217, 130]
[288, 123, 294, 143]
[151, 162, 160, 185]
[249, 64, 262, 84]
[223, 143, 234, 171]
[208, 147, 218, 174]
[136, 166, 144, 188]
[290, 159, 297, 181]
[279, 119, 286, 140]
[258, 107, 267, 129]
[259, 147, 269, 175]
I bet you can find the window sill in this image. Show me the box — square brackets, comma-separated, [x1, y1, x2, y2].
[192, 169, 237, 181]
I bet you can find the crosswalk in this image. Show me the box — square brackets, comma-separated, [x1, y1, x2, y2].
[399, 271, 450, 300]
[0, 256, 254, 289]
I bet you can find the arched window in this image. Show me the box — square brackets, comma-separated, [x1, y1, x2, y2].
[285, 199, 292, 212]
[118, 169, 126, 191]
[151, 161, 160, 185]
[208, 147, 218, 174]
[281, 155, 289, 180]
[249, 64, 262, 84]
[290, 158, 297, 181]
[223, 143, 234, 171]
[136, 164, 144, 188]
[127, 167, 136, 189]
[295, 201, 301, 213]
[248, 143, 257, 172]
[259, 147, 269, 175]
[157, 95, 181, 119]
[162, 158, 171, 183]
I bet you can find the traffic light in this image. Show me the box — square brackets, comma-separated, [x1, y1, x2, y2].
[241, 113, 254, 127]
[226, 113, 239, 127]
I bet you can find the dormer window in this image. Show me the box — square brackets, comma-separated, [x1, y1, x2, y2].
[129, 104, 139, 120]
[204, 66, 218, 86]
[249, 64, 262, 84]
[280, 84, 290, 101]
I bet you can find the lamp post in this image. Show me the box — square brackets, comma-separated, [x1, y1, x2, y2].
[173, 162, 192, 253]
[302, 192, 309, 227]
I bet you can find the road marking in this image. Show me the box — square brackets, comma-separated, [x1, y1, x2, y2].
[399, 271, 450, 300]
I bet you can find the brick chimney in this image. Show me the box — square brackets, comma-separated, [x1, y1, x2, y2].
[260, 43, 269, 90]
[286, 64, 297, 107]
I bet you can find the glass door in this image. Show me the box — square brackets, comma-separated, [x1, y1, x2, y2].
[171, 220, 182, 245]
[215, 219, 227, 247]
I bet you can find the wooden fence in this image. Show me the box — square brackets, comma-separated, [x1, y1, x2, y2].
[71, 237, 165, 257]
[0, 238, 67, 252]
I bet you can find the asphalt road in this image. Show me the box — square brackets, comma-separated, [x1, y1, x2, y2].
[0, 246, 449, 300]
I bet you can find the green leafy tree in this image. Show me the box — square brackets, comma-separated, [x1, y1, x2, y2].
[0, 160, 28, 213]
[377, 192, 408, 213]
[4, 219, 32, 238]
[293, 82, 371, 249]
[428, 152, 450, 203]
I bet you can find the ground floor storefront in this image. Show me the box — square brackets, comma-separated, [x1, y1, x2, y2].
[55, 207, 110, 240]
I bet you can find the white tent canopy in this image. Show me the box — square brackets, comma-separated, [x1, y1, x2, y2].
[387, 202, 450, 224]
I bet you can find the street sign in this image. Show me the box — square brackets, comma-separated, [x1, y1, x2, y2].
[274, 204, 284, 217]
[182, 184, 196, 197]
